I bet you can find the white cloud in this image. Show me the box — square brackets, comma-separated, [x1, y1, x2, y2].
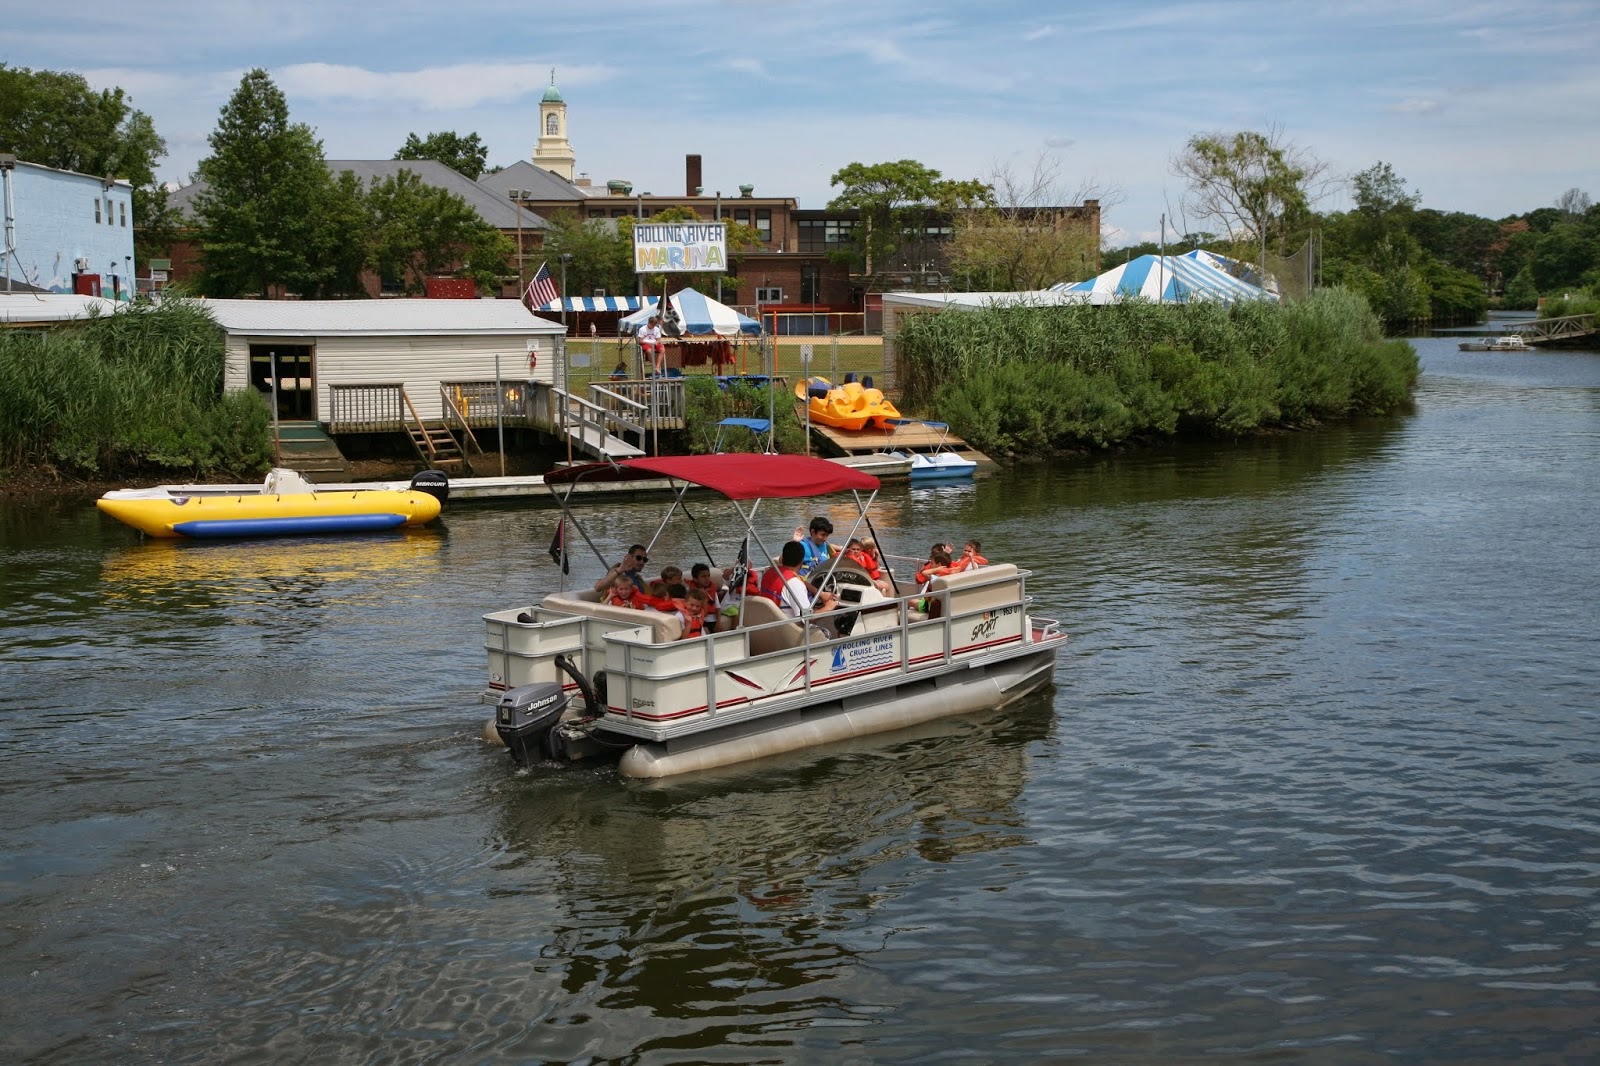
[1025, 25, 1056, 42]
[1387, 97, 1442, 114]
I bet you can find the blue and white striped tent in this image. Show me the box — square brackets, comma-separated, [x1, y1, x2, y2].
[618, 288, 761, 336]
[1049, 253, 1276, 305]
[535, 295, 646, 313]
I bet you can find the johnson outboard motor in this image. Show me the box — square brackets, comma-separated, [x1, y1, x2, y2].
[495, 682, 565, 765]
[409, 469, 450, 504]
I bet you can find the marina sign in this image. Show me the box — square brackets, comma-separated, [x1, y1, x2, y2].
[634, 223, 727, 273]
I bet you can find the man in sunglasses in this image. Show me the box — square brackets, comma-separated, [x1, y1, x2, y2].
[594, 543, 651, 595]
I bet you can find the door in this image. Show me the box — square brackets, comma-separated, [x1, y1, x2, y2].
[249, 343, 316, 420]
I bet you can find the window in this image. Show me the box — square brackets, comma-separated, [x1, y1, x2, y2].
[755, 209, 772, 244]
[546, 113, 559, 136]
[589, 208, 607, 218]
[105, 198, 113, 224]
[120, 202, 127, 227]
[756, 287, 783, 304]
[94, 199, 101, 223]
[826, 220, 857, 244]
[733, 208, 751, 227]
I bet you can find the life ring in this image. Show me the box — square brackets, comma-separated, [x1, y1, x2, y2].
[528, 351, 538, 371]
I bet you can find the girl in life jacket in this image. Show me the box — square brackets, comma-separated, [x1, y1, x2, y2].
[606, 581, 640, 608]
[844, 536, 893, 595]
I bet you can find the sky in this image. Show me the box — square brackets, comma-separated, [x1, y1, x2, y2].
[9, 0, 1599, 248]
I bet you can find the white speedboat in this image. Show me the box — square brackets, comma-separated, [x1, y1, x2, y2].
[481, 454, 1065, 779]
[1459, 335, 1532, 351]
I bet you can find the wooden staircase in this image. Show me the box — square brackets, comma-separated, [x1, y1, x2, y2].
[273, 421, 353, 483]
[404, 390, 476, 475]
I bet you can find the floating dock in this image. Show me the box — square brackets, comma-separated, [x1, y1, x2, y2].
[802, 413, 994, 471]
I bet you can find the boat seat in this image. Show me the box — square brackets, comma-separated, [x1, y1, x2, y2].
[541, 590, 683, 643]
[736, 594, 808, 655]
[925, 563, 1021, 617]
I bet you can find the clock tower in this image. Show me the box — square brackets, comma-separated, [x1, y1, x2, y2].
[532, 69, 575, 179]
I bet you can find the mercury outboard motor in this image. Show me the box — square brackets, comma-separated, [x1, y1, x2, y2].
[409, 469, 450, 504]
[495, 682, 565, 765]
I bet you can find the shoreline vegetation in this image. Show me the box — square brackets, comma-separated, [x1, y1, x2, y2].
[2, 290, 1419, 497]
[897, 288, 1418, 458]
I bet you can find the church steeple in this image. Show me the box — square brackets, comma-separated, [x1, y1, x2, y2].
[532, 69, 575, 179]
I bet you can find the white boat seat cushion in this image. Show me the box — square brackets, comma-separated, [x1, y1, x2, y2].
[541, 591, 683, 643]
[735, 594, 807, 654]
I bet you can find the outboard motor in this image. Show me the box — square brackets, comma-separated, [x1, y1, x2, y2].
[495, 682, 565, 766]
[409, 469, 450, 504]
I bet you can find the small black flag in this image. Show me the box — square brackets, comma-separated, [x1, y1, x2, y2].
[548, 518, 568, 574]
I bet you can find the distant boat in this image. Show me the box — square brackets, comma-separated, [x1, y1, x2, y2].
[1459, 335, 1532, 352]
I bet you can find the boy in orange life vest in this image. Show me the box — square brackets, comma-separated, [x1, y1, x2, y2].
[844, 537, 892, 595]
[951, 539, 988, 573]
[673, 587, 713, 638]
[915, 545, 958, 586]
[606, 580, 640, 608]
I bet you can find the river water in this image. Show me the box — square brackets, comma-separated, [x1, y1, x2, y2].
[2, 335, 1597, 1063]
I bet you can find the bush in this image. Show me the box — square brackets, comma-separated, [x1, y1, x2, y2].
[0, 299, 273, 478]
[683, 376, 805, 454]
[895, 287, 1416, 456]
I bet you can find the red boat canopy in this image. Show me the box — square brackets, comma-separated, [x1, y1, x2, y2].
[544, 454, 879, 500]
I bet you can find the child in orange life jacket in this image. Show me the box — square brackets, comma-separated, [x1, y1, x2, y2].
[951, 539, 988, 573]
[915, 546, 958, 586]
[673, 587, 713, 639]
[844, 537, 893, 595]
[637, 580, 682, 613]
[606, 581, 640, 608]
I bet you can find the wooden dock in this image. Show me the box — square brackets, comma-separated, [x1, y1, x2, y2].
[801, 408, 994, 469]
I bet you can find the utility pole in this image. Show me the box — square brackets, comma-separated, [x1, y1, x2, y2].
[508, 190, 526, 295]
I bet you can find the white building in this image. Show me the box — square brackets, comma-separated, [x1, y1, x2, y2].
[1, 157, 137, 300]
[201, 298, 567, 423]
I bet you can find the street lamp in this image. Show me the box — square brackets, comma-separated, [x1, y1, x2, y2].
[508, 189, 526, 295]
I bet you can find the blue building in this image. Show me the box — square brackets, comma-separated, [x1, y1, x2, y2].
[1, 157, 136, 301]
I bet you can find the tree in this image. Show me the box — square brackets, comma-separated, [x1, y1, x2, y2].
[1171, 128, 1333, 260]
[366, 168, 511, 293]
[0, 64, 170, 266]
[193, 70, 338, 296]
[827, 160, 991, 274]
[1555, 187, 1592, 218]
[947, 154, 1108, 290]
[395, 131, 489, 181]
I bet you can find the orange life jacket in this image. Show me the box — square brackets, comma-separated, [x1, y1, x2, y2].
[758, 565, 795, 606]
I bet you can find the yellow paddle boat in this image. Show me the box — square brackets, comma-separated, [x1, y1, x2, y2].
[96, 468, 448, 540]
[795, 374, 903, 431]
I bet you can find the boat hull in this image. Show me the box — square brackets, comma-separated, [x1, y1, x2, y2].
[96, 489, 442, 539]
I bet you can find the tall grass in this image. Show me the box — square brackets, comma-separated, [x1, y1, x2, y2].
[896, 288, 1417, 456]
[683, 376, 807, 455]
[0, 300, 273, 479]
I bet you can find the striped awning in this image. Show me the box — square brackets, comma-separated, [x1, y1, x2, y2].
[535, 296, 645, 312]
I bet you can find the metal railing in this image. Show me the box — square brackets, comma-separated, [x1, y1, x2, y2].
[328, 383, 406, 433]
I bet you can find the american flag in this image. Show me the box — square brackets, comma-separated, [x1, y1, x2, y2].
[524, 261, 559, 309]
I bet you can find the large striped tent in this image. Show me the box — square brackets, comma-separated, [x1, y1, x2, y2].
[618, 287, 761, 336]
[1049, 253, 1276, 305]
[534, 295, 647, 313]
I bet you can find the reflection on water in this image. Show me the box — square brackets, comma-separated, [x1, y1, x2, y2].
[2, 339, 1599, 1061]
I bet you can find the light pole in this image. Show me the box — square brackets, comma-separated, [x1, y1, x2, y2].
[508, 190, 525, 295]
[715, 191, 722, 303]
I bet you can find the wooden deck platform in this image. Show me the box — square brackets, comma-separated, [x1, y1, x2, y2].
[800, 407, 994, 469]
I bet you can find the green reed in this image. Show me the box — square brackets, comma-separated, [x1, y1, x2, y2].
[895, 288, 1417, 456]
[0, 301, 273, 478]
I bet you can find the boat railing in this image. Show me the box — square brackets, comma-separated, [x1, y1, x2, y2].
[597, 567, 1037, 737]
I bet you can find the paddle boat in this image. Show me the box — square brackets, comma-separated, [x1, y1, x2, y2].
[883, 419, 979, 481]
[795, 374, 903, 431]
[96, 468, 448, 539]
[1459, 335, 1532, 351]
[480, 454, 1067, 779]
